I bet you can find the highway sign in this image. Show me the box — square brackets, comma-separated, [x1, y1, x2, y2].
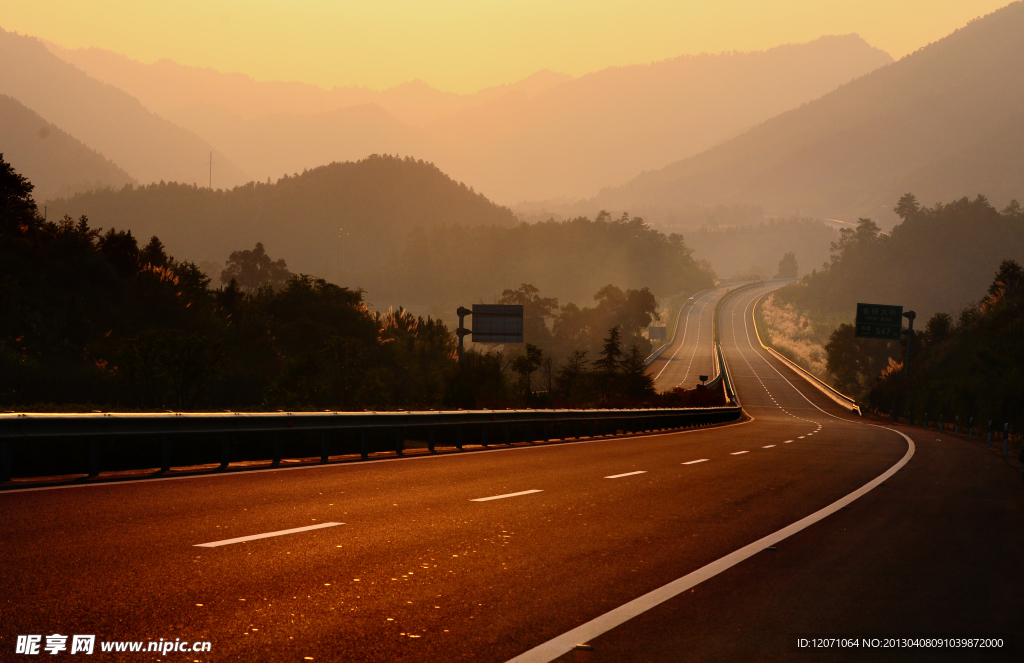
[855, 303, 903, 340]
[648, 326, 667, 341]
[471, 304, 524, 343]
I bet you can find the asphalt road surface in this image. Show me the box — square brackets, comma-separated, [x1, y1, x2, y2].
[647, 288, 724, 392]
[2, 284, 1021, 662]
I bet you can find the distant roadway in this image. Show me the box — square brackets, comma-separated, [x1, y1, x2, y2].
[1, 284, 1021, 661]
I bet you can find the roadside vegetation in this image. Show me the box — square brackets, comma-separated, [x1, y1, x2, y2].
[1, 155, 717, 412]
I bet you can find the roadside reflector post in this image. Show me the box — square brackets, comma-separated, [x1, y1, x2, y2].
[427, 427, 436, 453]
[160, 434, 171, 473]
[955, 415, 960, 437]
[360, 429, 369, 460]
[968, 417, 974, 441]
[1, 440, 11, 482]
[987, 420, 993, 449]
[1003, 423, 1010, 456]
[220, 435, 230, 469]
[320, 431, 330, 464]
[272, 432, 282, 466]
[938, 413, 943, 433]
[923, 412, 928, 430]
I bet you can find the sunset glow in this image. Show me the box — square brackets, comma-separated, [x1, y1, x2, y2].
[2, 0, 1010, 92]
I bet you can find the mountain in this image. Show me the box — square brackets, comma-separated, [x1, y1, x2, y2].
[0, 27, 247, 189]
[43, 155, 517, 284]
[595, 2, 1024, 226]
[46, 35, 890, 204]
[44, 43, 573, 127]
[0, 94, 135, 202]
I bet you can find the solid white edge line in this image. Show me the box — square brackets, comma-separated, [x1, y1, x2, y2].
[470, 489, 543, 502]
[681, 459, 709, 465]
[504, 429, 916, 663]
[194, 522, 343, 548]
[604, 471, 647, 479]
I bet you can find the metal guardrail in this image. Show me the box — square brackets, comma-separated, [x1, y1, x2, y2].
[0, 406, 742, 483]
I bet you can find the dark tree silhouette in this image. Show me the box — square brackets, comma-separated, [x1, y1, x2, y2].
[220, 242, 293, 294]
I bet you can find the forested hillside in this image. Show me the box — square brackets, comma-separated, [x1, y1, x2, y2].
[777, 194, 1024, 323]
[44, 155, 517, 280]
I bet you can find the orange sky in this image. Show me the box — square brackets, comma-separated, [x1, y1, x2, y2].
[2, 1, 1013, 92]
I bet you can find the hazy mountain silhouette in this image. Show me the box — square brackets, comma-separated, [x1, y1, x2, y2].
[0, 27, 247, 188]
[45, 42, 574, 127]
[44, 155, 517, 282]
[46, 35, 889, 204]
[0, 94, 135, 202]
[595, 2, 1024, 226]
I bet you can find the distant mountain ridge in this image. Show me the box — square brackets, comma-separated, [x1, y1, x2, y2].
[594, 1, 1024, 225]
[44, 155, 517, 283]
[0, 94, 135, 202]
[44, 34, 891, 204]
[0, 27, 248, 189]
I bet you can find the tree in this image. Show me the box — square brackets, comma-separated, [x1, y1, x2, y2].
[0, 152, 38, 233]
[510, 344, 544, 400]
[775, 251, 798, 279]
[221, 242, 292, 294]
[620, 344, 655, 400]
[594, 326, 623, 374]
[894, 193, 920, 221]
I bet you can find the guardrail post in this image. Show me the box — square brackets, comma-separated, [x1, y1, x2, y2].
[542, 422, 549, 442]
[1002, 423, 1009, 456]
[456, 425, 464, 450]
[220, 435, 230, 469]
[481, 424, 489, 447]
[272, 432, 282, 466]
[1, 440, 11, 482]
[954, 415, 960, 437]
[986, 420, 993, 449]
[968, 417, 974, 441]
[504, 424, 511, 445]
[923, 412, 927, 430]
[360, 429, 370, 459]
[428, 427, 436, 453]
[395, 428, 404, 456]
[320, 431, 330, 464]
[889, 409, 893, 424]
[88, 437, 100, 477]
[160, 435, 171, 472]
[574, 420, 580, 440]
[938, 414, 943, 433]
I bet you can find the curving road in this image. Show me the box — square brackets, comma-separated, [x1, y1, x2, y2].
[1, 285, 1021, 661]
[647, 287, 726, 392]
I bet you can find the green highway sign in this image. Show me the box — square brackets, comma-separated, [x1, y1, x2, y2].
[855, 303, 903, 340]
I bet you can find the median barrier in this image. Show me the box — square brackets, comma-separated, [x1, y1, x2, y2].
[0, 405, 742, 483]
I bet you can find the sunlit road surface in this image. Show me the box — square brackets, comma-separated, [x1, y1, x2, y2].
[2, 286, 1022, 661]
[646, 288, 725, 391]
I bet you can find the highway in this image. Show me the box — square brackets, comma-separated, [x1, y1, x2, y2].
[1, 284, 1021, 661]
[647, 288, 724, 391]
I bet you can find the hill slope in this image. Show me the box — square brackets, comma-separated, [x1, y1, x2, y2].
[0, 94, 135, 201]
[0, 27, 247, 188]
[44, 155, 517, 281]
[596, 2, 1024, 225]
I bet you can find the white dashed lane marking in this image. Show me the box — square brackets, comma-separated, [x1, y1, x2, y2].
[682, 459, 709, 465]
[730, 451, 749, 455]
[605, 471, 647, 479]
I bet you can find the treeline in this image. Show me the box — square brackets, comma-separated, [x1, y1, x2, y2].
[829, 260, 1022, 433]
[2, 155, 710, 411]
[377, 212, 716, 321]
[776, 194, 1024, 324]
